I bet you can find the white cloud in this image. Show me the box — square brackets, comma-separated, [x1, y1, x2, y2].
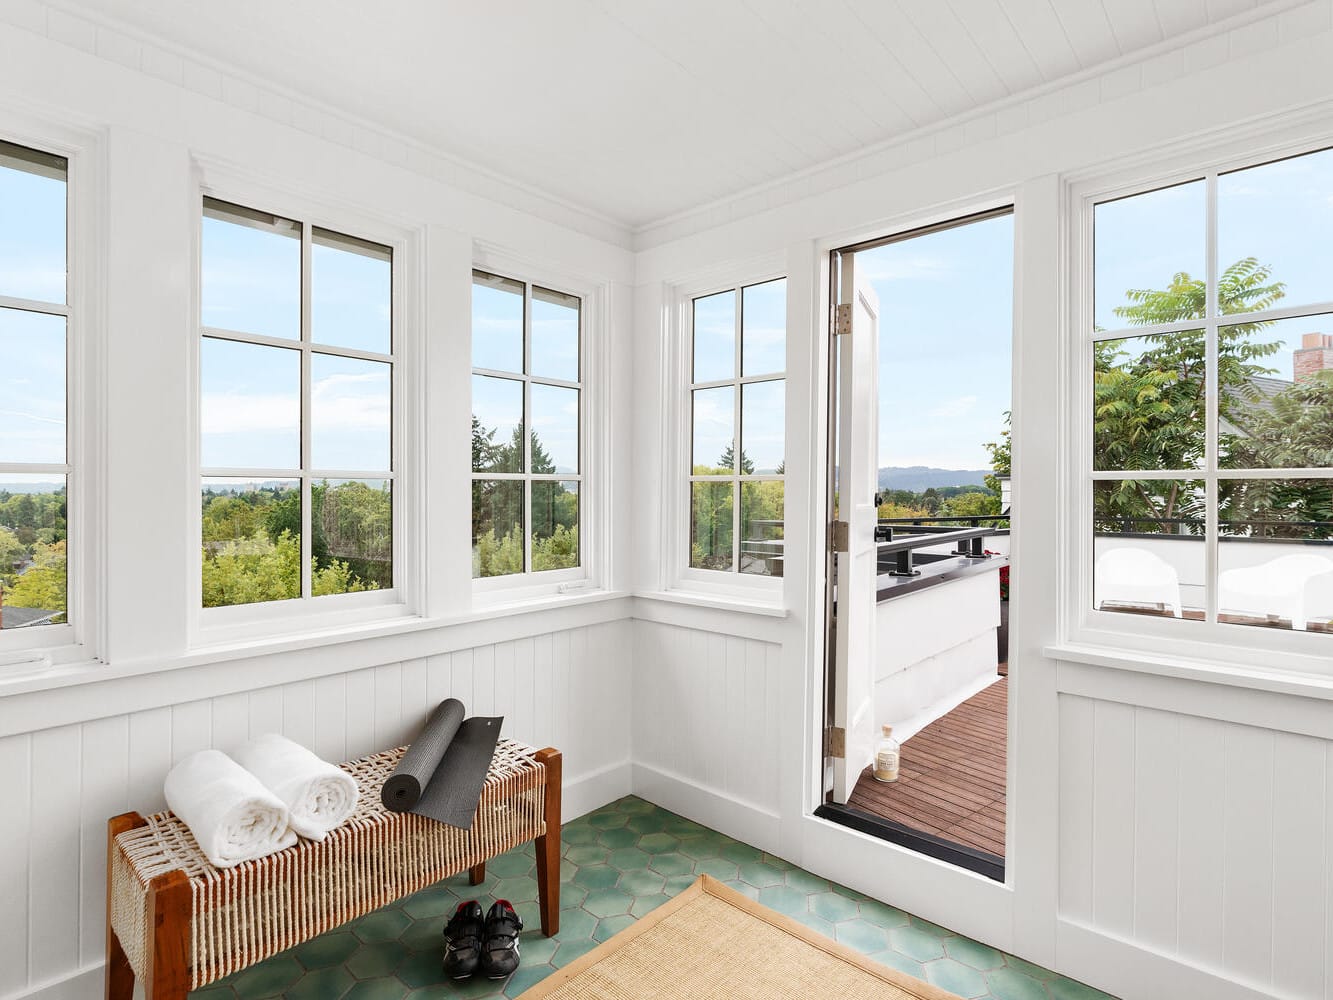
[927, 395, 978, 419]
[857, 252, 953, 283]
[201, 393, 299, 434]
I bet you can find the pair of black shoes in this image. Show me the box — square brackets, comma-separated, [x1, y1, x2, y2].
[443, 899, 523, 980]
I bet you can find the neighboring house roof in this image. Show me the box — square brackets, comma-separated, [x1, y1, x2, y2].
[1221, 374, 1290, 437]
[0, 606, 62, 628]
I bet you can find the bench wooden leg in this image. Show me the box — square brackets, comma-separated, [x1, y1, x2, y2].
[469, 862, 486, 885]
[143, 869, 191, 1000]
[533, 747, 562, 937]
[106, 812, 145, 1000]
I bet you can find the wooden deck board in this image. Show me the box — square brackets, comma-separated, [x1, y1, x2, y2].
[847, 676, 1008, 859]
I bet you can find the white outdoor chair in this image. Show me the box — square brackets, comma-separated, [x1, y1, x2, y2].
[1218, 552, 1333, 631]
[1095, 547, 1183, 617]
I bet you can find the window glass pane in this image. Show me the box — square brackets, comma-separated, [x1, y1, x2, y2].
[533, 480, 578, 572]
[1093, 331, 1205, 471]
[472, 271, 524, 373]
[742, 279, 785, 376]
[311, 353, 391, 472]
[0, 473, 67, 629]
[0, 308, 65, 464]
[1218, 148, 1333, 315]
[1094, 180, 1204, 332]
[1219, 478, 1333, 631]
[690, 482, 734, 571]
[201, 202, 300, 340]
[0, 142, 66, 304]
[740, 481, 783, 577]
[693, 290, 735, 383]
[201, 338, 300, 469]
[201, 477, 301, 606]
[311, 228, 391, 354]
[531, 286, 578, 382]
[472, 374, 523, 473]
[473, 479, 524, 578]
[313, 479, 391, 594]
[1093, 479, 1204, 620]
[741, 380, 784, 475]
[530, 384, 578, 474]
[1219, 313, 1333, 470]
[692, 386, 734, 474]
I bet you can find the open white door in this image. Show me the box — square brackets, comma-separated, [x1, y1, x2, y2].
[830, 256, 880, 804]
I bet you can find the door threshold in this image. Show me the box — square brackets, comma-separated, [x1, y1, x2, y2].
[815, 801, 1005, 882]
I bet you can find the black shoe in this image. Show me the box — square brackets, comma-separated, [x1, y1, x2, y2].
[443, 900, 484, 980]
[480, 899, 524, 979]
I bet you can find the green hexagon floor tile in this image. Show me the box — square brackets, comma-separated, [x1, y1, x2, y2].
[189, 796, 1117, 1000]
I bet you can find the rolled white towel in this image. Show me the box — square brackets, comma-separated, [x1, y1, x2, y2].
[163, 750, 296, 869]
[233, 734, 359, 841]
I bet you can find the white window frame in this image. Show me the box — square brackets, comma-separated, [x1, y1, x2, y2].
[0, 115, 104, 670]
[1064, 117, 1333, 676]
[664, 258, 787, 601]
[470, 245, 608, 605]
[190, 162, 423, 646]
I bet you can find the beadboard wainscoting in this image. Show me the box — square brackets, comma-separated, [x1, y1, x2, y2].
[0, 620, 632, 1000]
[1054, 660, 1333, 1000]
[629, 618, 784, 855]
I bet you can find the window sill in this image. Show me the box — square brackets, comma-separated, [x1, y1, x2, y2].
[634, 589, 789, 618]
[1044, 641, 1333, 702]
[0, 589, 630, 700]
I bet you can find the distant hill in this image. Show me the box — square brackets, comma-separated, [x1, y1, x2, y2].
[0, 481, 65, 495]
[878, 466, 989, 492]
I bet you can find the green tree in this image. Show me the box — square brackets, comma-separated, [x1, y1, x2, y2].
[717, 444, 754, 475]
[984, 411, 1011, 496]
[5, 539, 67, 618]
[1223, 373, 1333, 537]
[1095, 258, 1285, 528]
[0, 526, 26, 586]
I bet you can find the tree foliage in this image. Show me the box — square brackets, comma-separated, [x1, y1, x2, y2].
[1094, 259, 1286, 528]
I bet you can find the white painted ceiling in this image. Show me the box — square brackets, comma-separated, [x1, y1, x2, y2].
[61, 0, 1291, 229]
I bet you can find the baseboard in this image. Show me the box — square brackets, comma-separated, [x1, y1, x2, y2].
[629, 762, 782, 855]
[1057, 918, 1282, 1000]
[4, 964, 100, 1000]
[563, 758, 633, 823]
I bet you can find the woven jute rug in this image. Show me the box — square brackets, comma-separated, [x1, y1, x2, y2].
[517, 875, 963, 1000]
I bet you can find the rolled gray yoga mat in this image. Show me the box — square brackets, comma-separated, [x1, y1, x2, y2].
[381, 698, 505, 829]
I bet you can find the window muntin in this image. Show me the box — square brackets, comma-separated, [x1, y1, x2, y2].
[0, 141, 68, 632]
[471, 270, 582, 580]
[199, 198, 394, 610]
[1090, 146, 1333, 634]
[688, 277, 786, 578]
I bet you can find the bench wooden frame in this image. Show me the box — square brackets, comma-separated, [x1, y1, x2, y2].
[106, 745, 561, 1000]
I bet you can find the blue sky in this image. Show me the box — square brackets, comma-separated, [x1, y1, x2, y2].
[471, 275, 582, 475]
[0, 154, 66, 471]
[690, 279, 786, 474]
[198, 212, 392, 474]
[859, 215, 1013, 471]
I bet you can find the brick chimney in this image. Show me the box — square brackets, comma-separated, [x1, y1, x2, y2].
[1294, 332, 1333, 383]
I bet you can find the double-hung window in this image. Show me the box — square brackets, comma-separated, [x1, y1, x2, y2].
[688, 278, 786, 577]
[199, 198, 395, 613]
[470, 270, 582, 581]
[1088, 143, 1333, 637]
[0, 141, 69, 634]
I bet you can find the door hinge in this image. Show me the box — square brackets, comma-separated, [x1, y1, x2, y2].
[833, 302, 852, 336]
[825, 726, 846, 759]
[828, 520, 849, 553]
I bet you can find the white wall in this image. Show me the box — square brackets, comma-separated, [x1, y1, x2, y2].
[628, 5, 1333, 1000]
[0, 10, 637, 1000]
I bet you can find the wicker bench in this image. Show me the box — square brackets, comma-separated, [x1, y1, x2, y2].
[105, 740, 561, 1000]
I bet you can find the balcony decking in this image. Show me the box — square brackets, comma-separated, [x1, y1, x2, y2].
[847, 676, 1007, 859]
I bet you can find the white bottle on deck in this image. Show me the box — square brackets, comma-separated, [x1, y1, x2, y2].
[873, 725, 900, 783]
